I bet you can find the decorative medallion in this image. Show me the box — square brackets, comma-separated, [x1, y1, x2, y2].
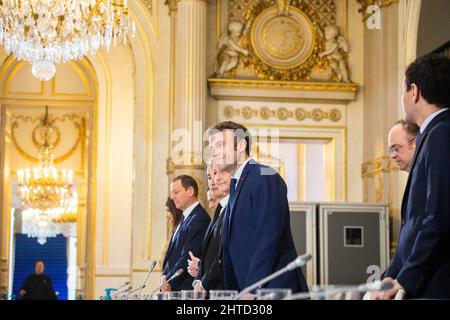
[251, 6, 315, 70]
[242, 0, 322, 81]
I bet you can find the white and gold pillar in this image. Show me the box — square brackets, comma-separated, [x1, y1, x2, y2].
[167, 0, 208, 205]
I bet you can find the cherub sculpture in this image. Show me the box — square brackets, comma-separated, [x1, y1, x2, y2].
[319, 25, 350, 83]
[215, 21, 250, 78]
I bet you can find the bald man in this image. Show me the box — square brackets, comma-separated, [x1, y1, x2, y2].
[388, 120, 419, 172]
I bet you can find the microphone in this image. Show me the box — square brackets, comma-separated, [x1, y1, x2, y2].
[235, 253, 312, 300]
[127, 285, 146, 296]
[111, 285, 133, 297]
[137, 260, 157, 296]
[288, 280, 395, 300]
[286, 254, 312, 270]
[151, 268, 184, 294]
[115, 281, 130, 291]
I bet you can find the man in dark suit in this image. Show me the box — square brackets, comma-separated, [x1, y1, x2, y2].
[188, 164, 231, 292]
[161, 175, 210, 292]
[208, 121, 308, 296]
[379, 54, 450, 299]
[19, 260, 57, 300]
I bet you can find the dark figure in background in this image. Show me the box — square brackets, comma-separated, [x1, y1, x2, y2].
[19, 260, 57, 300]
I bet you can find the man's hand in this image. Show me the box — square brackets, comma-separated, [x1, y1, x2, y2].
[381, 279, 404, 300]
[239, 293, 255, 300]
[19, 289, 27, 297]
[187, 251, 200, 277]
[370, 277, 403, 300]
[160, 275, 172, 292]
[193, 281, 205, 293]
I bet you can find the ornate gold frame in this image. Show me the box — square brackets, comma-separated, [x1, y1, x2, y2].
[242, 0, 323, 81]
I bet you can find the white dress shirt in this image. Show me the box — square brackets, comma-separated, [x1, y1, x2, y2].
[420, 108, 449, 133]
[172, 201, 199, 241]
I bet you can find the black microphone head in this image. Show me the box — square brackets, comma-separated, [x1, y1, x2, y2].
[149, 260, 157, 270]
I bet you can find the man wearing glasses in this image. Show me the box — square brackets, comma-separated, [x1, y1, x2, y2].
[387, 120, 419, 172]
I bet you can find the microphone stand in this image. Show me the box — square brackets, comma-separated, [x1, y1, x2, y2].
[151, 269, 184, 294]
[111, 286, 132, 298]
[137, 261, 157, 296]
[287, 281, 394, 300]
[127, 285, 146, 298]
[235, 253, 312, 300]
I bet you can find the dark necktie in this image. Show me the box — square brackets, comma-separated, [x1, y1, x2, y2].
[415, 131, 422, 144]
[222, 178, 237, 237]
[172, 214, 185, 242]
[213, 203, 223, 222]
[229, 178, 237, 206]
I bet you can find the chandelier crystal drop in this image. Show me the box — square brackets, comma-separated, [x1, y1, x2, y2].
[0, 0, 136, 81]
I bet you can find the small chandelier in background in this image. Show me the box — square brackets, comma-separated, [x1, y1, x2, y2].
[22, 196, 78, 245]
[0, 0, 136, 81]
[17, 106, 77, 244]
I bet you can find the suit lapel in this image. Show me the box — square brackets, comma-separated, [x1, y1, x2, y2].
[400, 110, 450, 223]
[201, 214, 218, 254]
[227, 161, 254, 238]
[168, 207, 197, 256]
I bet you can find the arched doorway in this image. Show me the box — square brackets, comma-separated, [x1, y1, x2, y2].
[0, 56, 97, 300]
[1, 1, 158, 299]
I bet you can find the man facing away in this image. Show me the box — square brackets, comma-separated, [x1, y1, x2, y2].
[377, 54, 450, 299]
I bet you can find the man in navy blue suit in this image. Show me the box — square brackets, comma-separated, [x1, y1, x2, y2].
[161, 175, 210, 292]
[208, 121, 308, 297]
[379, 54, 450, 299]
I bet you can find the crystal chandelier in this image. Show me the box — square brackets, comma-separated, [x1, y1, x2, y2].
[22, 196, 78, 245]
[0, 0, 136, 81]
[17, 106, 77, 244]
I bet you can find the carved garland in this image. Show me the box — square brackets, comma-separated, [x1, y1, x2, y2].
[11, 114, 85, 164]
[223, 105, 341, 122]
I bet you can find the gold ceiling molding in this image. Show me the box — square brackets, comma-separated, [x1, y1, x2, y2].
[223, 105, 341, 122]
[357, 0, 399, 21]
[11, 114, 85, 165]
[209, 78, 358, 91]
[208, 78, 359, 102]
[361, 155, 398, 178]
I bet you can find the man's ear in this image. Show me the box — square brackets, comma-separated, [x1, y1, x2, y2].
[237, 139, 247, 153]
[188, 186, 195, 197]
[411, 83, 420, 104]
